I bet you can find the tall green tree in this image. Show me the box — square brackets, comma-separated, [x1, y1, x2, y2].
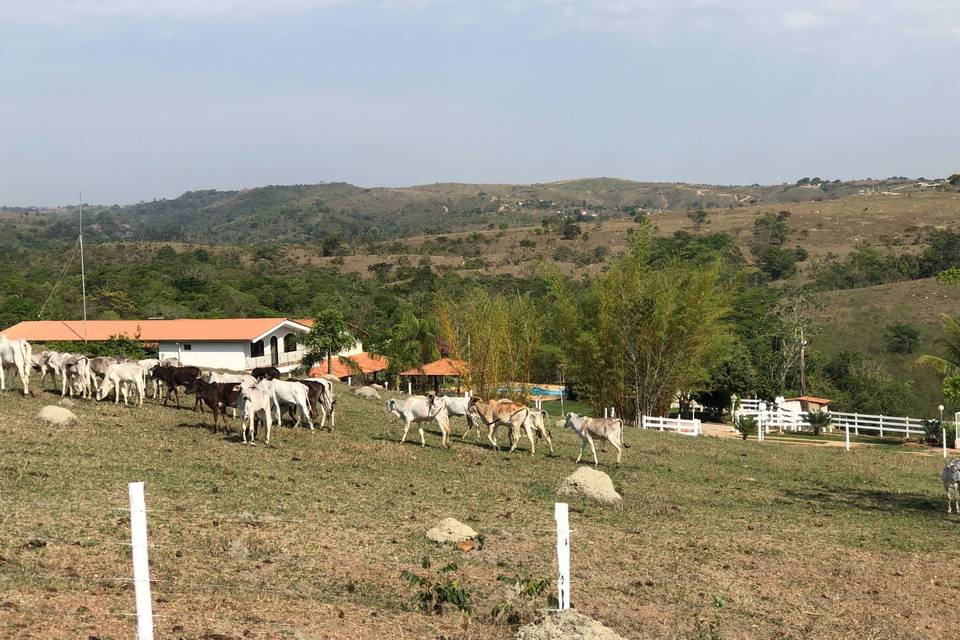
[300, 308, 354, 375]
[918, 315, 960, 406]
[544, 229, 730, 420]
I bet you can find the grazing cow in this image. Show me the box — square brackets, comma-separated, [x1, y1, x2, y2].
[87, 356, 119, 393]
[563, 412, 624, 465]
[237, 377, 275, 445]
[386, 394, 451, 448]
[150, 365, 202, 408]
[292, 378, 336, 430]
[260, 379, 313, 430]
[61, 355, 93, 399]
[943, 459, 960, 514]
[39, 351, 70, 392]
[0, 335, 32, 395]
[97, 362, 147, 406]
[251, 366, 280, 381]
[137, 359, 160, 397]
[185, 378, 242, 431]
[467, 396, 531, 451]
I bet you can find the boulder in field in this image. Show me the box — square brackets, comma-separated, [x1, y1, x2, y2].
[353, 386, 382, 400]
[37, 405, 77, 427]
[557, 467, 622, 506]
[426, 518, 477, 544]
[515, 610, 626, 640]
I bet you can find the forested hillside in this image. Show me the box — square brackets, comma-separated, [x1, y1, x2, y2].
[2, 176, 959, 418]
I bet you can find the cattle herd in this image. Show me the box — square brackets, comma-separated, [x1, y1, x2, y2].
[1, 334, 625, 463]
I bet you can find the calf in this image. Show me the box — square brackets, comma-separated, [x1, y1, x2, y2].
[97, 362, 147, 406]
[563, 412, 624, 465]
[252, 366, 280, 381]
[517, 408, 554, 456]
[943, 459, 960, 514]
[386, 394, 451, 448]
[150, 365, 202, 408]
[137, 359, 160, 398]
[467, 396, 531, 452]
[185, 378, 242, 431]
[237, 377, 275, 445]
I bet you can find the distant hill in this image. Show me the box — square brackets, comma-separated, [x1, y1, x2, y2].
[1, 176, 950, 247]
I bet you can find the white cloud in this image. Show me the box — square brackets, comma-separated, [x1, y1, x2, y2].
[782, 9, 821, 30]
[0, 0, 347, 23]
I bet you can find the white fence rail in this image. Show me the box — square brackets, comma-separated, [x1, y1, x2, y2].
[736, 399, 929, 438]
[642, 415, 701, 436]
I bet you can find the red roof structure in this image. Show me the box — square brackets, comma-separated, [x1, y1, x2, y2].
[399, 358, 469, 378]
[785, 396, 832, 405]
[309, 352, 389, 379]
[1, 318, 309, 343]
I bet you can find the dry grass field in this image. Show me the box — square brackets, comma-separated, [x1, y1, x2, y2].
[4, 380, 960, 639]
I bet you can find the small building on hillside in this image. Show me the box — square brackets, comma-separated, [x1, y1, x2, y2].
[0, 318, 361, 374]
[785, 395, 832, 413]
[400, 358, 470, 393]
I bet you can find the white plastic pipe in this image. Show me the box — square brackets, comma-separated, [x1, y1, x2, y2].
[555, 502, 571, 611]
[845, 424, 850, 452]
[128, 481, 154, 640]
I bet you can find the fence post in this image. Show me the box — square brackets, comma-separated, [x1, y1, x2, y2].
[347, 376, 352, 387]
[906, 418, 910, 438]
[610, 407, 616, 418]
[879, 415, 883, 438]
[757, 413, 763, 442]
[845, 424, 850, 452]
[128, 481, 154, 640]
[407, 381, 412, 395]
[554, 502, 571, 611]
[944, 429, 948, 459]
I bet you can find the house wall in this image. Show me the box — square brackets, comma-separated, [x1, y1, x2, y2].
[158, 341, 248, 371]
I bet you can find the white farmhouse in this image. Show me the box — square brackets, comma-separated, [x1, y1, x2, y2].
[0, 317, 358, 373]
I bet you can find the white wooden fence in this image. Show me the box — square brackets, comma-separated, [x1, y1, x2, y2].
[642, 415, 701, 436]
[735, 398, 929, 438]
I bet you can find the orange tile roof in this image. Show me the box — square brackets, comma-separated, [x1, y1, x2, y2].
[399, 358, 469, 377]
[786, 396, 832, 405]
[1, 318, 309, 342]
[309, 352, 389, 378]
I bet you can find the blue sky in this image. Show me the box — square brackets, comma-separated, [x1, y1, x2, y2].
[1, 0, 958, 205]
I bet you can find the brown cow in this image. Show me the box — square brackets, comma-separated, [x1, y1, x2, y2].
[467, 396, 531, 452]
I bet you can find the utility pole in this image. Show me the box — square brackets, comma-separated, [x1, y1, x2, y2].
[79, 191, 88, 341]
[799, 327, 808, 396]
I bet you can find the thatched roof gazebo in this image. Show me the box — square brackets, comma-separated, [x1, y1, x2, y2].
[399, 358, 470, 393]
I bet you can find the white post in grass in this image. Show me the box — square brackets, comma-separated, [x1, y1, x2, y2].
[128, 481, 154, 640]
[610, 407, 616, 418]
[603, 408, 608, 418]
[554, 502, 571, 611]
[407, 381, 412, 396]
[944, 428, 948, 459]
[845, 424, 850, 452]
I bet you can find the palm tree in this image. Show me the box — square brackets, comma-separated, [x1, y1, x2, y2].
[805, 411, 831, 437]
[918, 314, 960, 377]
[372, 313, 440, 387]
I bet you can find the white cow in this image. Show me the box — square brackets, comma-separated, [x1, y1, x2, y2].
[0, 335, 32, 395]
[386, 394, 451, 448]
[40, 351, 71, 392]
[62, 355, 94, 399]
[563, 412, 624, 465]
[97, 362, 147, 406]
[261, 379, 313, 430]
[943, 459, 960, 514]
[207, 371, 244, 384]
[517, 408, 554, 456]
[237, 377, 275, 445]
[436, 395, 482, 440]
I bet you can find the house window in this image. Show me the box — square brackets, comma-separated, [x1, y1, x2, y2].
[251, 340, 264, 357]
[284, 333, 298, 353]
[183, 344, 192, 351]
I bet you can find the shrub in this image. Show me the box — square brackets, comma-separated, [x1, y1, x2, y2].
[883, 322, 920, 354]
[734, 415, 757, 440]
[937, 268, 960, 286]
[401, 558, 473, 616]
[805, 411, 831, 436]
[922, 420, 956, 447]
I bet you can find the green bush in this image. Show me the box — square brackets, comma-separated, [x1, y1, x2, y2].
[805, 411, 831, 436]
[401, 558, 473, 616]
[883, 322, 920, 354]
[734, 415, 757, 440]
[922, 420, 956, 447]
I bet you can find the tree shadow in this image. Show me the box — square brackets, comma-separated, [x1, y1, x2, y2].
[782, 485, 943, 516]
